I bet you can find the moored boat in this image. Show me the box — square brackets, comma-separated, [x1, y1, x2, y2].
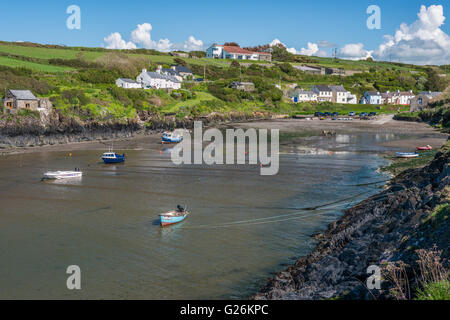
[162, 131, 183, 144]
[102, 151, 126, 164]
[43, 170, 83, 180]
[159, 205, 189, 227]
[417, 145, 433, 151]
[396, 152, 419, 159]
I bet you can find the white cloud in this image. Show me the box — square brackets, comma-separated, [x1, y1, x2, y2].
[339, 43, 373, 60]
[181, 36, 204, 51]
[299, 42, 319, 56]
[104, 32, 137, 50]
[374, 5, 450, 65]
[270, 39, 327, 57]
[130, 23, 154, 48]
[104, 23, 204, 52]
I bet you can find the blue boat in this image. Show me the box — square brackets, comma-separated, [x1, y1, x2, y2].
[159, 206, 189, 227]
[162, 131, 183, 144]
[102, 151, 126, 164]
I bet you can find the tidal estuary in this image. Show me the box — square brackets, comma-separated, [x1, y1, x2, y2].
[0, 121, 445, 299]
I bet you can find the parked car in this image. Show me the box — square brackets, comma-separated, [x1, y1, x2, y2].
[194, 78, 204, 82]
[314, 112, 324, 117]
[332, 112, 339, 117]
[324, 112, 331, 117]
[360, 112, 368, 117]
[348, 111, 356, 116]
[369, 112, 377, 117]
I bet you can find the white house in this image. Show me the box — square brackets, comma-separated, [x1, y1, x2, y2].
[311, 85, 333, 102]
[116, 78, 142, 89]
[206, 44, 272, 61]
[137, 69, 182, 90]
[289, 89, 318, 103]
[391, 90, 415, 105]
[329, 85, 348, 104]
[157, 65, 184, 82]
[346, 93, 358, 104]
[360, 91, 382, 105]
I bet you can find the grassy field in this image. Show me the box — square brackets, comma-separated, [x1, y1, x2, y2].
[301, 56, 424, 72]
[0, 43, 104, 61]
[0, 56, 73, 73]
[0, 41, 425, 75]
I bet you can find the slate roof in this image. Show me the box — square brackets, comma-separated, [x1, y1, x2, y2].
[9, 90, 37, 100]
[174, 66, 192, 74]
[144, 72, 181, 83]
[329, 85, 347, 92]
[118, 78, 138, 84]
[313, 85, 332, 92]
[162, 68, 180, 77]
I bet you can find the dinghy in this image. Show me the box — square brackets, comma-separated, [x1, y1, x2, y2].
[396, 152, 419, 159]
[159, 205, 189, 227]
[43, 170, 83, 180]
[417, 145, 433, 151]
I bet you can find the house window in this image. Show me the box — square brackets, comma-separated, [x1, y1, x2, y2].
[6, 102, 13, 109]
[26, 103, 30, 109]
[418, 98, 423, 105]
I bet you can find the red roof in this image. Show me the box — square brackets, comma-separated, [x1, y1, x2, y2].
[223, 46, 255, 55]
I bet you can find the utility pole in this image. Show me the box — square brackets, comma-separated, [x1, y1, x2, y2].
[204, 63, 206, 80]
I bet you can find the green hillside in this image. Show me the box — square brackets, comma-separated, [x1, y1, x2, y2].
[0, 41, 447, 123]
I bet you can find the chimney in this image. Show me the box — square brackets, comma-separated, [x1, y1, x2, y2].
[171, 66, 176, 71]
[156, 65, 162, 74]
[142, 68, 147, 73]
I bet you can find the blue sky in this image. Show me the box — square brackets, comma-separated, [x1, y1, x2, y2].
[0, 0, 449, 64]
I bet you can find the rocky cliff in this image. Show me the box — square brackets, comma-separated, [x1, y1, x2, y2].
[253, 142, 449, 300]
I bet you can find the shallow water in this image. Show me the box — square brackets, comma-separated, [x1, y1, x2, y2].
[0, 132, 399, 299]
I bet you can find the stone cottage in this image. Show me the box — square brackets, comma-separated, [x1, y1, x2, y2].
[2, 89, 53, 115]
[410, 91, 442, 112]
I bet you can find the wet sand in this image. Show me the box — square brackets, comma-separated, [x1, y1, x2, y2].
[1, 116, 448, 156]
[234, 116, 448, 151]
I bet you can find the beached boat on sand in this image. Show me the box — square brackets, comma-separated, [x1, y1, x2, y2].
[43, 170, 82, 180]
[417, 145, 433, 151]
[396, 152, 419, 159]
[159, 206, 189, 227]
[162, 131, 183, 144]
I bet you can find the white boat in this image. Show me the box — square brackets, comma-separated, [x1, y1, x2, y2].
[396, 152, 419, 159]
[43, 170, 83, 180]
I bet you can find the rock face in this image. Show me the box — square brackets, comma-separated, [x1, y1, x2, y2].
[0, 111, 269, 149]
[253, 145, 449, 300]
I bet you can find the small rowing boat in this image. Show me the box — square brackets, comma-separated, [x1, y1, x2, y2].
[417, 145, 433, 151]
[396, 152, 419, 159]
[43, 170, 83, 180]
[159, 205, 189, 227]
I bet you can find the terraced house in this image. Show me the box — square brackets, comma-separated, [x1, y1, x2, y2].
[137, 69, 182, 90]
[311, 85, 333, 102]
